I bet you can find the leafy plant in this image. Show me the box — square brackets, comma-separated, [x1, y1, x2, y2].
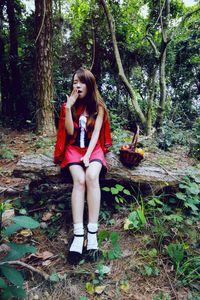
[102, 184, 132, 210]
[175, 176, 200, 214]
[85, 264, 110, 295]
[99, 230, 122, 260]
[0, 146, 14, 159]
[0, 203, 40, 299]
[156, 119, 188, 150]
[167, 243, 200, 285]
[190, 119, 200, 160]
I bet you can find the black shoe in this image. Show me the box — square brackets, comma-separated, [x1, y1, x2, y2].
[67, 233, 84, 265]
[85, 229, 101, 262]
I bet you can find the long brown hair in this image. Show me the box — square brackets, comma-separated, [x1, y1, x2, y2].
[71, 68, 108, 127]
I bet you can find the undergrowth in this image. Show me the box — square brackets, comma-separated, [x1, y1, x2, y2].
[0, 171, 200, 299]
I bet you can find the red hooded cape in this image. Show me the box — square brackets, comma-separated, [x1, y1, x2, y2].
[54, 102, 112, 166]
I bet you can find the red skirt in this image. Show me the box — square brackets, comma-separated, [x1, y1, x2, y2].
[61, 144, 107, 173]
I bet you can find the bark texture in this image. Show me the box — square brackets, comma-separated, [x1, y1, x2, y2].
[35, 0, 55, 135]
[6, 0, 24, 122]
[12, 153, 193, 199]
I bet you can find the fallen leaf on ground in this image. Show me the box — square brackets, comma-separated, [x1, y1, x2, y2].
[20, 229, 33, 237]
[42, 259, 52, 266]
[42, 212, 53, 221]
[2, 209, 15, 225]
[30, 250, 54, 260]
[95, 285, 107, 294]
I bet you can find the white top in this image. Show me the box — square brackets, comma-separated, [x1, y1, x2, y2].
[79, 115, 87, 148]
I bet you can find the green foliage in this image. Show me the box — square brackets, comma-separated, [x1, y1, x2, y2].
[156, 119, 188, 150]
[190, 119, 200, 160]
[102, 184, 131, 208]
[99, 230, 122, 260]
[0, 202, 39, 299]
[0, 146, 14, 159]
[175, 176, 200, 215]
[126, 207, 147, 231]
[167, 243, 200, 285]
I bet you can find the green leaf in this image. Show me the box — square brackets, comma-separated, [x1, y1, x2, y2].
[13, 216, 40, 229]
[187, 182, 199, 195]
[185, 202, 198, 212]
[111, 187, 119, 195]
[0, 277, 7, 288]
[167, 243, 184, 265]
[165, 214, 183, 222]
[0, 265, 24, 287]
[8, 286, 26, 298]
[110, 231, 119, 245]
[50, 272, 60, 282]
[79, 296, 88, 300]
[115, 184, 124, 191]
[0, 287, 14, 300]
[123, 189, 131, 195]
[136, 208, 146, 225]
[4, 223, 23, 236]
[85, 282, 95, 294]
[19, 209, 27, 215]
[95, 265, 111, 275]
[3, 243, 36, 261]
[147, 199, 156, 206]
[101, 187, 110, 192]
[107, 250, 115, 260]
[98, 229, 109, 246]
[115, 196, 119, 203]
[148, 248, 157, 258]
[175, 192, 186, 200]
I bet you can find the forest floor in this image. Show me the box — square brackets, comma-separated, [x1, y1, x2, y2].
[0, 126, 199, 300]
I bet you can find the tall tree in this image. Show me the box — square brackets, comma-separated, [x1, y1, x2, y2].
[0, 1, 10, 120]
[6, 0, 25, 124]
[35, 0, 55, 135]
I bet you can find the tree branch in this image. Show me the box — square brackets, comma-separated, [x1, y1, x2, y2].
[146, 35, 160, 58]
[99, 0, 146, 126]
[0, 260, 50, 280]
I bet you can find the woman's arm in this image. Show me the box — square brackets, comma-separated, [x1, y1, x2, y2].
[65, 89, 78, 135]
[81, 106, 104, 167]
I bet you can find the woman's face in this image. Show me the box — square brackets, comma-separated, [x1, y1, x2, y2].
[73, 74, 88, 99]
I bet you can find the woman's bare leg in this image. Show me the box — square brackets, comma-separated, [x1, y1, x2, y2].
[85, 161, 102, 250]
[85, 161, 102, 223]
[68, 165, 86, 255]
[69, 164, 86, 224]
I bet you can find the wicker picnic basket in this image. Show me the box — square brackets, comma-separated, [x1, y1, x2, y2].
[119, 125, 144, 167]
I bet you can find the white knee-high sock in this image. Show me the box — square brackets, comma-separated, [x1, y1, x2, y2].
[70, 223, 84, 254]
[87, 223, 98, 250]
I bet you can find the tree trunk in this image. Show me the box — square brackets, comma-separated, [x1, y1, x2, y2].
[6, 0, 24, 124]
[146, 68, 157, 135]
[155, 46, 167, 129]
[155, 0, 170, 130]
[99, 0, 147, 129]
[7, 0, 25, 123]
[35, 0, 55, 136]
[0, 2, 10, 120]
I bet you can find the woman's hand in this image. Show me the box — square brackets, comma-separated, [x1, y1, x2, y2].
[80, 154, 90, 167]
[66, 88, 79, 108]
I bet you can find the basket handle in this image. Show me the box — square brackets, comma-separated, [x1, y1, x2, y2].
[130, 125, 139, 150]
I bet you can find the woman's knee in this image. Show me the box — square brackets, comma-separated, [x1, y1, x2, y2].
[86, 170, 99, 187]
[73, 174, 86, 187]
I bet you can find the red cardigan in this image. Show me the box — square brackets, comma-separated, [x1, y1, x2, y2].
[54, 102, 112, 166]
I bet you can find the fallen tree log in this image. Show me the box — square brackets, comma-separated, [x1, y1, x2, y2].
[11, 153, 195, 200]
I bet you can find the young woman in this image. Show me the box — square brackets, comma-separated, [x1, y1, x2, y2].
[54, 68, 112, 264]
